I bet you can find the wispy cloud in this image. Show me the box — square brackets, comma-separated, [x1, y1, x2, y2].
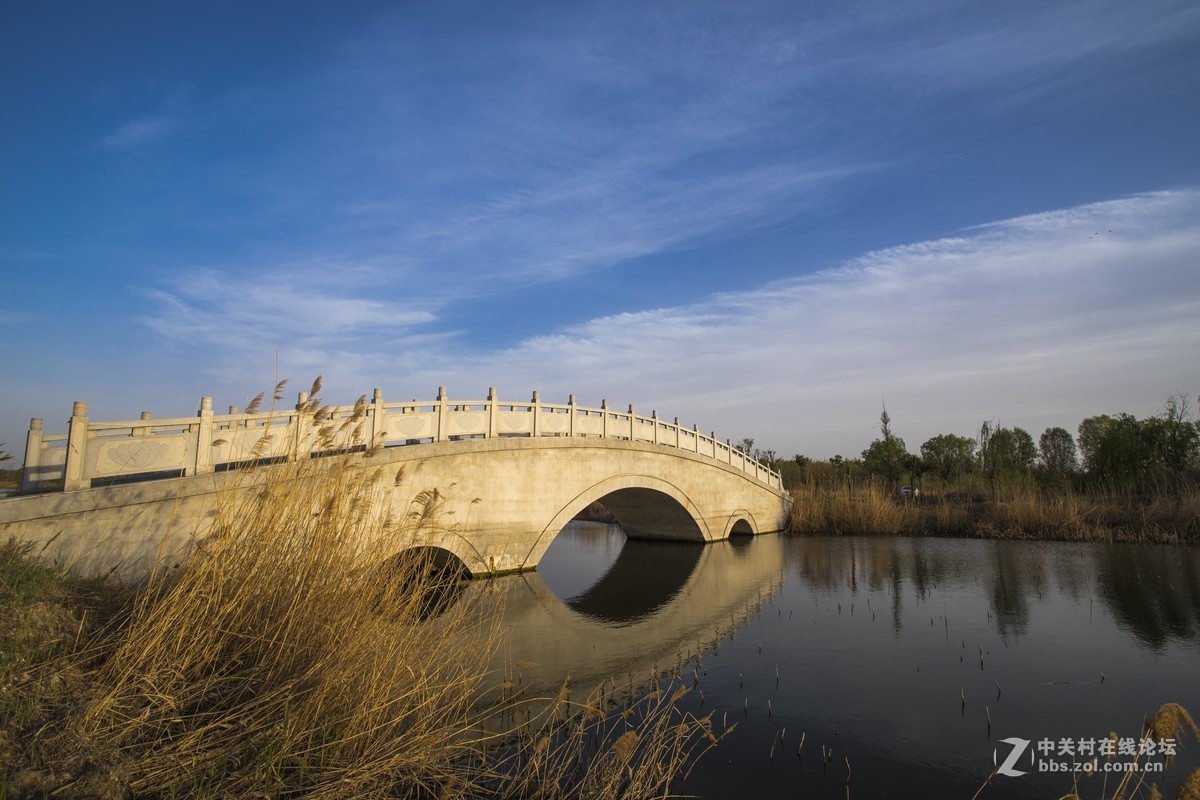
[136, 191, 1200, 456]
[398, 190, 1200, 456]
[139, 264, 442, 385]
[0, 310, 35, 324]
[99, 96, 184, 149]
[192, 0, 1199, 297]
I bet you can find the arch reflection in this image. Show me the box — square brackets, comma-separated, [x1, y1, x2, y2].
[565, 538, 704, 625]
[484, 531, 786, 695]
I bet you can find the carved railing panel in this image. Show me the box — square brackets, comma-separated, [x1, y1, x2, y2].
[20, 387, 782, 492]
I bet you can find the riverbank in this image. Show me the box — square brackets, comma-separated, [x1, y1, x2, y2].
[787, 484, 1200, 544]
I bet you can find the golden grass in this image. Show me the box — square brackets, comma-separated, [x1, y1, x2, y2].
[4, 381, 719, 799]
[1147, 704, 1200, 753]
[789, 483, 1200, 543]
[788, 484, 922, 535]
[1179, 769, 1200, 800]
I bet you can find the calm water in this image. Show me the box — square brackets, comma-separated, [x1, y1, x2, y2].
[477, 523, 1200, 799]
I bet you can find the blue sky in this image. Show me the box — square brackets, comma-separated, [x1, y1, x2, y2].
[2, 0, 1199, 459]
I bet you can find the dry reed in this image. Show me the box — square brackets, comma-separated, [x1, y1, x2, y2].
[1179, 769, 1200, 800]
[789, 483, 1200, 543]
[788, 484, 921, 536]
[6, 380, 719, 799]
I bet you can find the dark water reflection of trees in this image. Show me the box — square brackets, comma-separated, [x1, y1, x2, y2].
[1094, 544, 1200, 648]
[786, 537, 1200, 649]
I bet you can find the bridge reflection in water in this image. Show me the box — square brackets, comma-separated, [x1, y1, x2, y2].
[464, 521, 784, 698]
[452, 530, 1200, 800]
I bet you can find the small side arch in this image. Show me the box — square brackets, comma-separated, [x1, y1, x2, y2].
[723, 510, 759, 538]
[380, 545, 469, 577]
[374, 545, 470, 619]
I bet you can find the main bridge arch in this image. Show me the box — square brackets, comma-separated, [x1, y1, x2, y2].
[527, 474, 712, 567]
[381, 437, 783, 577]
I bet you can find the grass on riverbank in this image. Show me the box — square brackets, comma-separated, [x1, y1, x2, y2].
[1, 538, 128, 797]
[0, 442, 16, 490]
[789, 484, 1200, 543]
[3, 391, 718, 799]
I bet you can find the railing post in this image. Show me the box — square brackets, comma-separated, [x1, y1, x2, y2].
[370, 388, 385, 447]
[693, 423, 700, 452]
[568, 394, 576, 437]
[726, 438, 733, 465]
[21, 418, 43, 491]
[673, 416, 680, 450]
[436, 387, 447, 442]
[134, 411, 152, 436]
[601, 399, 609, 439]
[628, 404, 635, 441]
[63, 402, 90, 491]
[194, 397, 214, 475]
[531, 391, 540, 437]
[487, 387, 497, 439]
[652, 410, 659, 444]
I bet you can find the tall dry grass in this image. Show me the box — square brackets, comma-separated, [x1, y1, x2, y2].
[80, 443, 487, 796]
[7, 380, 719, 798]
[789, 483, 1200, 543]
[788, 484, 922, 535]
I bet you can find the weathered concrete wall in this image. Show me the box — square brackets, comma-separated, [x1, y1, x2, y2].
[0, 472, 227, 580]
[0, 438, 791, 580]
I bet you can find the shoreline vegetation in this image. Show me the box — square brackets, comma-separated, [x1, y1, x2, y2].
[1, 381, 718, 799]
[758, 395, 1200, 545]
[787, 483, 1200, 544]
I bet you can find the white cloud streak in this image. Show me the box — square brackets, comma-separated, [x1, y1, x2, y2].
[100, 107, 179, 149]
[399, 190, 1200, 457]
[196, 0, 1199, 300]
[139, 265, 443, 387]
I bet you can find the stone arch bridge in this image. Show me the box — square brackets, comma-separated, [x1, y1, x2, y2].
[1, 388, 791, 579]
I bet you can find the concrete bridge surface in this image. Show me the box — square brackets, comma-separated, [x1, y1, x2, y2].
[1, 388, 791, 580]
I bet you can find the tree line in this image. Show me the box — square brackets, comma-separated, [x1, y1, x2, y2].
[745, 393, 1200, 494]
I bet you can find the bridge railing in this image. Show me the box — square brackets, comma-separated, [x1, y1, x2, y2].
[20, 388, 783, 492]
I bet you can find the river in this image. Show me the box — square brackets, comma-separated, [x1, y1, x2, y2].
[470, 522, 1200, 798]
